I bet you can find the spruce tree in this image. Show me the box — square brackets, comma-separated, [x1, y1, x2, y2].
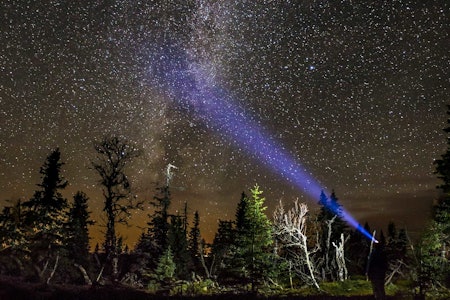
[24, 148, 68, 233]
[0, 199, 26, 252]
[211, 220, 235, 278]
[167, 215, 190, 279]
[0, 199, 27, 275]
[22, 148, 68, 281]
[235, 191, 249, 232]
[347, 223, 372, 276]
[188, 210, 201, 273]
[233, 184, 274, 291]
[434, 105, 450, 226]
[153, 246, 176, 284]
[66, 191, 93, 267]
[147, 184, 171, 256]
[434, 105, 450, 195]
[415, 105, 450, 289]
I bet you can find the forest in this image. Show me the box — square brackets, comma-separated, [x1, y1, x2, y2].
[1, 112, 450, 300]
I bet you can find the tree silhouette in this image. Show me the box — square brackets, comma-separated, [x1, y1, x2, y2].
[316, 190, 349, 281]
[91, 136, 140, 272]
[414, 105, 450, 291]
[22, 148, 68, 282]
[142, 164, 180, 260]
[233, 184, 274, 291]
[188, 210, 202, 273]
[211, 220, 235, 279]
[66, 191, 93, 267]
[168, 215, 190, 279]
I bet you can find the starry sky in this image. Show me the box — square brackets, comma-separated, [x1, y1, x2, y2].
[1, 0, 448, 246]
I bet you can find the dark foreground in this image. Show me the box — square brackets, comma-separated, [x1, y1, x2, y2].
[0, 276, 403, 300]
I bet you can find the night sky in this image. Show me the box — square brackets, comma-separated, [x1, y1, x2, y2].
[1, 0, 448, 246]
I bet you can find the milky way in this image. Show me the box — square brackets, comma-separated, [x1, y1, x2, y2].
[1, 0, 448, 244]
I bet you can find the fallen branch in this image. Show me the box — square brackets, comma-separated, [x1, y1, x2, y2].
[74, 263, 93, 285]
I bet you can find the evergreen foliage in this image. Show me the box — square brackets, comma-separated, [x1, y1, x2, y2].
[0, 128, 449, 295]
[0, 200, 27, 252]
[22, 148, 69, 281]
[385, 222, 407, 265]
[211, 220, 235, 278]
[147, 184, 171, 256]
[153, 246, 176, 283]
[232, 184, 275, 290]
[188, 210, 202, 273]
[346, 222, 372, 275]
[434, 105, 450, 194]
[420, 105, 450, 289]
[66, 191, 93, 267]
[235, 191, 249, 233]
[415, 221, 448, 292]
[167, 215, 190, 279]
[23, 149, 68, 248]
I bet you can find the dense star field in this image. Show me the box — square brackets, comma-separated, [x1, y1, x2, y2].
[1, 0, 448, 244]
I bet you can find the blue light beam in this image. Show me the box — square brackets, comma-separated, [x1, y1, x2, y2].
[152, 47, 376, 242]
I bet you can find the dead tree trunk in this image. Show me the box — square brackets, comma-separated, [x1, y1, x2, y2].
[74, 263, 93, 285]
[366, 230, 377, 281]
[332, 233, 347, 281]
[199, 242, 213, 279]
[274, 200, 320, 289]
[323, 216, 337, 281]
[46, 254, 59, 284]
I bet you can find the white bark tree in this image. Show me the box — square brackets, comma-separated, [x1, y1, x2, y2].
[332, 233, 348, 281]
[273, 199, 320, 289]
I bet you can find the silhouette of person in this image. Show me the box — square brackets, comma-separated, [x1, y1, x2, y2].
[367, 242, 388, 300]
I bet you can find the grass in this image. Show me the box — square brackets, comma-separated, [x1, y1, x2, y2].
[2, 274, 450, 300]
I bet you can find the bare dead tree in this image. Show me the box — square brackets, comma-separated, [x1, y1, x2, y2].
[321, 215, 337, 280]
[366, 230, 377, 281]
[198, 241, 217, 279]
[74, 263, 93, 285]
[46, 254, 59, 284]
[385, 259, 407, 285]
[91, 136, 141, 279]
[273, 199, 320, 289]
[332, 233, 348, 281]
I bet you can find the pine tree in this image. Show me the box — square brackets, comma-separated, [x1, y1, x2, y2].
[147, 184, 171, 256]
[66, 191, 93, 267]
[235, 191, 249, 232]
[386, 222, 407, 263]
[233, 184, 274, 291]
[415, 105, 450, 290]
[347, 222, 372, 276]
[434, 105, 450, 194]
[24, 148, 68, 237]
[168, 215, 190, 279]
[188, 210, 202, 273]
[22, 148, 69, 281]
[0, 199, 28, 275]
[211, 220, 235, 278]
[434, 123, 450, 226]
[135, 166, 177, 280]
[0, 199, 26, 252]
[153, 246, 176, 284]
